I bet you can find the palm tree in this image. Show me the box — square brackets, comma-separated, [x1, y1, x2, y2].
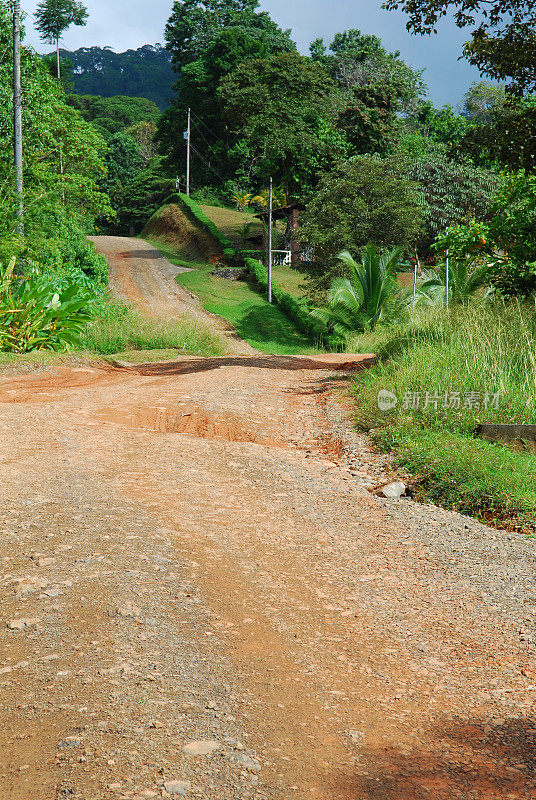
[34, 0, 88, 80]
[310, 243, 405, 335]
[418, 257, 492, 307]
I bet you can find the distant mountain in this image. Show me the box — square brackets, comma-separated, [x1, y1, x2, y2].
[60, 44, 175, 110]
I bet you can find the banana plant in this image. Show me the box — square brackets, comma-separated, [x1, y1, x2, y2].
[310, 243, 406, 335]
[0, 258, 93, 352]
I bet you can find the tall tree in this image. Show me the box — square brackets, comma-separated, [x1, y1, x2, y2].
[462, 81, 507, 122]
[158, 0, 295, 189]
[218, 52, 345, 195]
[34, 0, 88, 79]
[310, 28, 427, 115]
[164, 0, 293, 72]
[298, 155, 423, 297]
[383, 0, 536, 93]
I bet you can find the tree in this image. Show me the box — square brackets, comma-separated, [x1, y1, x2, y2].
[382, 0, 536, 93]
[61, 45, 175, 110]
[457, 97, 536, 171]
[217, 52, 345, 195]
[298, 155, 423, 296]
[68, 95, 160, 139]
[164, 0, 293, 72]
[410, 101, 468, 148]
[125, 121, 157, 163]
[462, 81, 506, 122]
[310, 28, 427, 115]
[409, 151, 499, 251]
[0, 2, 110, 252]
[158, 1, 295, 189]
[34, 0, 88, 80]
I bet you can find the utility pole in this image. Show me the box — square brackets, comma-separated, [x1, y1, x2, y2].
[445, 248, 450, 311]
[13, 0, 24, 236]
[186, 107, 191, 197]
[267, 177, 273, 303]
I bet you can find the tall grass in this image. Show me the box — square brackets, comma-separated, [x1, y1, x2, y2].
[352, 301, 536, 530]
[80, 301, 225, 357]
[356, 301, 536, 432]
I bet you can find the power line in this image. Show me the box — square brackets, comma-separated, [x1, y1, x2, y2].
[190, 143, 228, 184]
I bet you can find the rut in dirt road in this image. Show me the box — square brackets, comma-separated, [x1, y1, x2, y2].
[1, 353, 536, 800]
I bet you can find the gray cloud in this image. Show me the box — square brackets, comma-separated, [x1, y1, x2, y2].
[22, 0, 481, 106]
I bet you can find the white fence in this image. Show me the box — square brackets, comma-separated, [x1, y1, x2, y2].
[268, 249, 315, 265]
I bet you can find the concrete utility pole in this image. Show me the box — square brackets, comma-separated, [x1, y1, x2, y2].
[267, 177, 273, 304]
[186, 107, 191, 196]
[445, 249, 450, 310]
[13, 0, 24, 236]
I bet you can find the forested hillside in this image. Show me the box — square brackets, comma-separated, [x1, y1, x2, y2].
[60, 44, 175, 109]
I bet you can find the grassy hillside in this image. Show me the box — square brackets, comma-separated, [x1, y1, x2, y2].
[199, 204, 307, 297]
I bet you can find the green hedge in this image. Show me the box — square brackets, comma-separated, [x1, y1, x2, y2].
[165, 192, 237, 259]
[244, 258, 341, 350]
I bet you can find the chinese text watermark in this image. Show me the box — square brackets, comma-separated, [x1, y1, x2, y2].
[378, 389, 501, 412]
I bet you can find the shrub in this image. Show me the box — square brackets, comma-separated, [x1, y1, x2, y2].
[0, 258, 93, 352]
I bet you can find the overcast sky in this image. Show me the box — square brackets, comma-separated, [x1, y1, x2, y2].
[22, 0, 482, 107]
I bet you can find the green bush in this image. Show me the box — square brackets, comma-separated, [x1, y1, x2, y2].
[0, 258, 93, 353]
[35, 222, 108, 289]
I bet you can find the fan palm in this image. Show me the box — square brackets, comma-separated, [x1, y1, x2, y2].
[310, 243, 405, 335]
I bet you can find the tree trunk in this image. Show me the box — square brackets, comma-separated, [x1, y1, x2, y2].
[56, 38, 60, 80]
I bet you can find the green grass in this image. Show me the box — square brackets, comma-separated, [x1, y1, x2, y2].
[79, 300, 225, 357]
[175, 263, 316, 354]
[198, 204, 308, 296]
[352, 301, 536, 531]
[145, 236, 317, 354]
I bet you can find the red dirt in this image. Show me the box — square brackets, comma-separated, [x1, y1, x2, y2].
[0, 238, 535, 800]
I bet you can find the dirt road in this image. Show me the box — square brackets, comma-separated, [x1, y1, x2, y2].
[88, 236, 256, 354]
[1, 239, 536, 800]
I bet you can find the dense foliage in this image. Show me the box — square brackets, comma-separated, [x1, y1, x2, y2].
[62, 45, 175, 109]
[383, 0, 536, 93]
[0, 2, 111, 256]
[298, 156, 423, 295]
[68, 94, 160, 139]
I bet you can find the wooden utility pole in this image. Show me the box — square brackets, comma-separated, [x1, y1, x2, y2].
[13, 0, 24, 236]
[267, 177, 273, 303]
[186, 107, 191, 196]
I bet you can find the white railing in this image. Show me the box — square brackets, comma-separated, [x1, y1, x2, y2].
[271, 250, 292, 266]
[261, 248, 316, 266]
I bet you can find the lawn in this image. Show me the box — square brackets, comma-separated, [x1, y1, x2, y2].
[175, 262, 317, 354]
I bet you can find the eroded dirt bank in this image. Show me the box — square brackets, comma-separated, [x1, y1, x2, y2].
[1, 353, 536, 800]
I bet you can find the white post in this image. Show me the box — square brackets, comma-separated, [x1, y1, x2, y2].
[13, 0, 23, 236]
[445, 248, 450, 310]
[411, 259, 417, 321]
[186, 107, 191, 197]
[267, 177, 273, 304]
